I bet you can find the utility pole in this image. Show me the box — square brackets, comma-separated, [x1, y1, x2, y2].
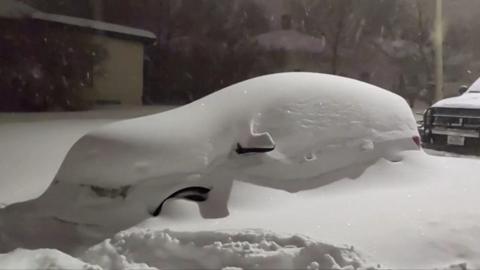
[434, 0, 444, 101]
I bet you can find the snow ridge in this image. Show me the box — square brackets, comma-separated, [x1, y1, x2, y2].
[83, 229, 365, 270]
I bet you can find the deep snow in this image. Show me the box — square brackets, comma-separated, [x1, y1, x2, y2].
[2, 150, 480, 269]
[0, 106, 171, 205]
[0, 74, 478, 269]
[0, 73, 420, 235]
[56, 73, 418, 193]
[135, 150, 480, 269]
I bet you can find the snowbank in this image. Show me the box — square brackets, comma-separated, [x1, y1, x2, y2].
[0, 228, 365, 270]
[83, 229, 364, 270]
[1, 150, 480, 269]
[141, 151, 480, 269]
[0, 249, 99, 270]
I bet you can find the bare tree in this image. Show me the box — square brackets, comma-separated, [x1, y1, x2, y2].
[414, 0, 435, 81]
[290, 0, 355, 74]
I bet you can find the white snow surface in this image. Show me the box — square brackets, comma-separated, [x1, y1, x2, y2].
[432, 76, 480, 109]
[255, 30, 326, 53]
[432, 93, 480, 109]
[1, 151, 480, 269]
[467, 76, 480, 93]
[0, 249, 99, 270]
[138, 151, 480, 269]
[56, 73, 418, 191]
[0, 229, 365, 270]
[0, 120, 110, 206]
[1, 73, 470, 270]
[82, 229, 364, 270]
[0, 106, 170, 206]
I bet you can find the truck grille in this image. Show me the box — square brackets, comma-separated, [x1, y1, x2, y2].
[431, 108, 480, 129]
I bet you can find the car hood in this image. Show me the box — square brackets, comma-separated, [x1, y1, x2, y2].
[0, 120, 112, 207]
[0, 107, 170, 207]
[432, 93, 480, 109]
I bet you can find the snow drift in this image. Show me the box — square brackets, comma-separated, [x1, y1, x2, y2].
[1, 73, 419, 235]
[83, 229, 364, 270]
[0, 229, 365, 270]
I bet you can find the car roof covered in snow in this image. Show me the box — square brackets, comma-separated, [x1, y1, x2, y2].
[55, 73, 417, 189]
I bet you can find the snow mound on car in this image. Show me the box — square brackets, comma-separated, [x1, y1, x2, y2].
[57, 72, 417, 190]
[82, 229, 365, 270]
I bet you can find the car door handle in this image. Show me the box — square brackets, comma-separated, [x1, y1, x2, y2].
[236, 143, 275, 154]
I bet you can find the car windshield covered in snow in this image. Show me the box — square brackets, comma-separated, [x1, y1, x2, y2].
[2, 1, 480, 270]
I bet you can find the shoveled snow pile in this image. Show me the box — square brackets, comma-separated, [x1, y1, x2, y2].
[0, 229, 365, 270]
[83, 229, 364, 270]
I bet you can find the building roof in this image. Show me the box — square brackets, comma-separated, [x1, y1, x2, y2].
[0, 0, 36, 18]
[0, 0, 156, 43]
[255, 30, 326, 54]
[32, 13, 156, 42]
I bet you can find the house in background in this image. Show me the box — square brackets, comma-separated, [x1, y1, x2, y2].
[0, 0, 156, 107]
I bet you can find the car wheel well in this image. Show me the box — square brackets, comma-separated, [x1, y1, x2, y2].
[151, 186, 211, 216]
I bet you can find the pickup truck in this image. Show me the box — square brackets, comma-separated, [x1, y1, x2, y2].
[421, 78, 480, 151]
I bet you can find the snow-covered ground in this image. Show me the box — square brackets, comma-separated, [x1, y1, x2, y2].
[1, 149, 478, 269]
[425, 148, 480, 160]
[1, 115, 478, 269]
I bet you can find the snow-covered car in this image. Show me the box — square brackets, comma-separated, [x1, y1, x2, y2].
[422, 77, 480, 151]
[1, 72, 420, 230]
